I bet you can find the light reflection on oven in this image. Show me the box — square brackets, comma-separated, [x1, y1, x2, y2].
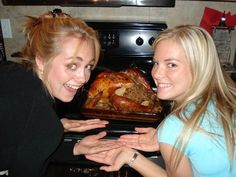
[45, 164, 142, 177]
[68, 167, 130, 177]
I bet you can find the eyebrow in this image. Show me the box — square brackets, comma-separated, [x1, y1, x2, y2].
[65, 56, 84, 63]
[153, 58, 180, 62]
[88, 58, 96, 65]
[164, 58, 180, 62]
[67, 56, 96, 65]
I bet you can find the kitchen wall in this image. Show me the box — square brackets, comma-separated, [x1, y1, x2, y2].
[0, 0, 236, 64]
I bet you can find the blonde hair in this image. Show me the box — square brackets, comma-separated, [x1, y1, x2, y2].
[153, 25, 236, 169]
[21, 9, 100, 93]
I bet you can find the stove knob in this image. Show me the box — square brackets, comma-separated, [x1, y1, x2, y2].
[149, 37, 155, 46]
[136, 37, 144, 46]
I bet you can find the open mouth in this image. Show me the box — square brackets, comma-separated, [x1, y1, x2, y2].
[158, 83, 172, 89]
[64, 83, 80, 93]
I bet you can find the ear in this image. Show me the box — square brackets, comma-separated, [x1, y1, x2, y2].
[35, 55, 45, 73]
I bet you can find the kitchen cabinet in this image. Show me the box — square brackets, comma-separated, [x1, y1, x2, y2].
[2, 0, 59, 5]
[1, 0, 175, 7]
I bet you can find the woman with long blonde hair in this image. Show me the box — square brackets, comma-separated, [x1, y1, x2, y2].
[86, 25, 236, 177]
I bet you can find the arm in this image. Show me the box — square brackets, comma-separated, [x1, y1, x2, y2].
[86, 143, 193, 177]
[159, 143, 193, 177]
[118, 127, 159, 152]
[129, 150, 167, 177]
[86, 146, 167, 177]
[61, 118, 108, 132]
[157, 115, 194, 177]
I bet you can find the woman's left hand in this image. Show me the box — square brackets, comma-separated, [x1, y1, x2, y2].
[61, 118, 108, 132]
[118, 127, 159, 152]
[73, 131, 122, 155]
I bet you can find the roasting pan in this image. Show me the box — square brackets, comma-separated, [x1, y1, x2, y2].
[80, 108, 163, 123]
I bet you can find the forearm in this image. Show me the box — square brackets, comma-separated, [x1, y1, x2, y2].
[131, 152, 167, 177]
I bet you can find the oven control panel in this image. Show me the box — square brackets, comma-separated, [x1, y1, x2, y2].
[98, 29, 161, 56]
[87, 21, 167, 56]
[99, 31, 119, 48]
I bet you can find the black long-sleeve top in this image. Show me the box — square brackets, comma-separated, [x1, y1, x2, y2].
[0, 61, 64, 177]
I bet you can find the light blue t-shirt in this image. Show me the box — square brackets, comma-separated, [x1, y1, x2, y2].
[157, 101, 236, 177]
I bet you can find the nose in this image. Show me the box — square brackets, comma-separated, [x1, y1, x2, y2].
[151, 64, 160, 79]
[74, 69, 90, 84]
[151, 64, 163, 80]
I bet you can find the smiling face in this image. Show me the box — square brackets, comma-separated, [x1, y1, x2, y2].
[37, 36, 96, 102]
[151, 38, 192, 102]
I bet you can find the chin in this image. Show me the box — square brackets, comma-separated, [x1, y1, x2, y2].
[157, 94, 171, 100]
[64, 98, 74, 102]
[56, 96, 74, 103]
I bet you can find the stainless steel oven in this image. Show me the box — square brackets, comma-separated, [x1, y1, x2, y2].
[47, 21, 170, 177]
[86, 21, 167, 88]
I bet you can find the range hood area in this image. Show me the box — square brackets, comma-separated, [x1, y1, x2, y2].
[2, 0, 175, 7]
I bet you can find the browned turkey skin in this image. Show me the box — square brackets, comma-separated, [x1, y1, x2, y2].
[83, 68, 162, 113]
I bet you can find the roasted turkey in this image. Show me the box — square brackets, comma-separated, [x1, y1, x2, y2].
[83, 67, 162, 113]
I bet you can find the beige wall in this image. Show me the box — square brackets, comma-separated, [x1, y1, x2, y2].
[0, 0, 236, 63]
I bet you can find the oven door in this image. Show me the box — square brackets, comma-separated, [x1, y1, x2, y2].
[46, 123, 165, 177]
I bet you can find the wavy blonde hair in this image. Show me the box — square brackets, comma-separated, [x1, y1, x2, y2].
[153, 25, 236, 169]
